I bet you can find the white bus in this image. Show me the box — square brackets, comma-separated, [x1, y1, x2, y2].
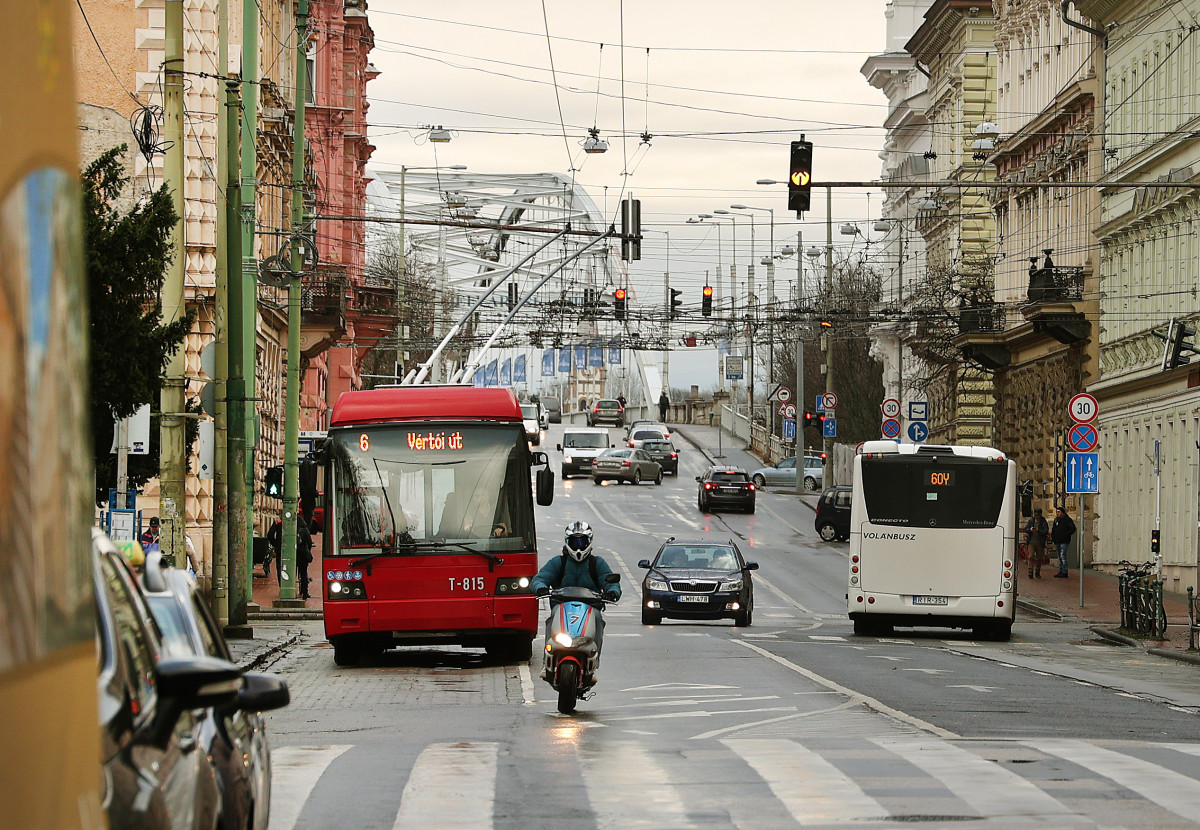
[847, 441, 1018, 641]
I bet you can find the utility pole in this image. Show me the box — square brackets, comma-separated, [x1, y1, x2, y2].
[212, 0, 232, 624]
[663, 230, 670, 392]
[160, 0, 188, 568]
[823, 187, 834, 479]
[227, 0, 259, 632]
[794, 332, 805, 497]
[277, 0, 310, 607]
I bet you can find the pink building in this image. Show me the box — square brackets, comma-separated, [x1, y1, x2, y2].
[301, 0, 390, 430]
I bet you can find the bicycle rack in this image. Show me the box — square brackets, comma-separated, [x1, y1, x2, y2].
[1119, 569, 1167, 639]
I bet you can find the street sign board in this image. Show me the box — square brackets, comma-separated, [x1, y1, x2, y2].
[908, 401, 928, 421]
[725, 355, 744, 380]
[823, 418, 837, 438]
[907, 421, 929, 442]
[1068, 423, 1098, 452]
[881, 418, 901, 439]
[822, 392, 838, 410]
[815, 395, 825, 413]
[881, 398, 901, 419]
[783, 418, 796, 440]
[771, 385, 792, 403]
[1069, 393, 1099, 424]
[1066, 452, 1099, 493]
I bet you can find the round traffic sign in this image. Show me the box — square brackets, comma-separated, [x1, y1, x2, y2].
[855, 442, 865, 455]
[1069, 393, 1099, 424]
[881, 418, 901, 439]
[822, 392, 838, 410]
[777, 387, 792, 403]
[783, 403, 797, 419]
[881, 398, 901, 419]
[1068, 422, 1098, 452]
[907, 421, 929, 442]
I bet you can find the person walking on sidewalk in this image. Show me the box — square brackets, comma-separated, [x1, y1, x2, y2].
[1051, 506, 1077, 578]
[1024, 508, 1049, 578]
[658, 390, 670, 422]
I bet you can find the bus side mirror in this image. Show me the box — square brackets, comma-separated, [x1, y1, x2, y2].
[536, 467, 555, 506]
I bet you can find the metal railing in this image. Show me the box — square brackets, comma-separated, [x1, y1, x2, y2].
[1188, 586, 1200, 650]
[1118, 562, 1167, 638]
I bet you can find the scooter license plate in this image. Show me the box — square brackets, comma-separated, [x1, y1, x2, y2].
[678, 594, 709, 603]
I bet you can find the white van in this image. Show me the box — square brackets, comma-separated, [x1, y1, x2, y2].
[557, 427, 613, 479]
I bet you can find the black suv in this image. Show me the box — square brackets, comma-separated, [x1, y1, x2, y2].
[640, 439, 678, 474]
[696, 466, 755, 513]
[815, 484, 852, 541]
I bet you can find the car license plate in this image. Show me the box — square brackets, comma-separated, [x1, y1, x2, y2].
[912, 595, 948, 606]
[678, 594, 708, 603]
[721, 486, 741, 492]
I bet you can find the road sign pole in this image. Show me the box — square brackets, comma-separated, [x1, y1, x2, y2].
[1080, 494, 1086, 608]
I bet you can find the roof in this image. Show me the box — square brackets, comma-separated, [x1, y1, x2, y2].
[331, 386, 522, 427]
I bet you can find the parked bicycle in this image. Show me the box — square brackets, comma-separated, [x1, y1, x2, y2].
[1117, 560, 1166, 638]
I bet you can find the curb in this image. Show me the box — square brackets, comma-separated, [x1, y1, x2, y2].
[1090, 625, 1200, 666]
[1015, 598, 1065, 621]
[670, 426, 714, 465]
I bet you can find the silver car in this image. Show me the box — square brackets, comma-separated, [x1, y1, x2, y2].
[750, 455, 824, 491]
[592, 448, 664, 485]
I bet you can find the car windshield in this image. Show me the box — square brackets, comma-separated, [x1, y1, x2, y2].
[656, 545, 739, 570]
[710, 470, 748, 483]
[564, 432, 607, 449]
[520, 405, 539, 419]
[144, 596, 194, 658]
[328, 423, 535, 553]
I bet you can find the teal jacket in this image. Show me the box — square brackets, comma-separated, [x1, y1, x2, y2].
[530, 549, 622, 599]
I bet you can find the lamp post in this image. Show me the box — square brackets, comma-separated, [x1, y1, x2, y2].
[705, 213, 737, 396]
[721, 208, 757, 422]
[873, 218, 907, 405]
[734, 203, 778, 444]
[397, 164, 466, 380]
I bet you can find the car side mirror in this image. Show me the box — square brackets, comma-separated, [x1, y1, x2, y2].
[536, 467, 555, 506]
[234, 671, 290, 713]
[744, 561, 759, 571]
[530, 451, 549, 467]
[556, 443, 562, 452]
[147, 656, 243, 749]
[637, 559, 651, 569]
[604, 572, 621, 584]
[695, 476, 702, 482]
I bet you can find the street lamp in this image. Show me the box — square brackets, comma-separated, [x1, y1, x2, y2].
[870, 217, 908, 404]
[397, 164, 467, 380]
[733, 203, 777, 438]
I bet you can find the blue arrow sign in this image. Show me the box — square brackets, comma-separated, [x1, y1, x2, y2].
[823, 418, 837, 438]
[907, 421, 929, 442]
[1066, 452, 1099, 493]
[783, 418, 796, 440]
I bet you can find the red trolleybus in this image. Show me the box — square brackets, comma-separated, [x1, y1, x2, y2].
[321, 386, 554, 665]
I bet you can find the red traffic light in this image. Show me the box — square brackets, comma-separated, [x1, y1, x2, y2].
[702, 285, 713, 298]
[614, 288, 627, 301]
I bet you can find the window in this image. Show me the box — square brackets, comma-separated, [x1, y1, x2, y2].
[861, 458, 1006, 528]
[100, 554, 158, 717]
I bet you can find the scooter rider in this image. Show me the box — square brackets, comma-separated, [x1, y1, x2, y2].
[531, 521, 621, 654]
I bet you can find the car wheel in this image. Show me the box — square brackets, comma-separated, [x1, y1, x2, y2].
[593, 477, 603, 485]
[332, 638, 359, 667]
[817, 522, 838, 542]
[561, 467, 569, 480]
[641, 605, 662, 625]
[752, 474, 766, 488]
[804, 476, 818, 492]
[655, 470, 664, 485]
[734, 604, 752, 627]
[698, 494, 707, 512]
[632, 469, 642, 485]
[746, 503, 756, 514]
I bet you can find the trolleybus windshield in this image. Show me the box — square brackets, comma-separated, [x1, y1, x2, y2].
[861, 457, 1008, 529]
[329, 424, 535, 555]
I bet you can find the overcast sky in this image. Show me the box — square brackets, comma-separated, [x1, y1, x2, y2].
[364, 2, 891, 391]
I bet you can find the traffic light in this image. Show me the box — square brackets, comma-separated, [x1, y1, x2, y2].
[669, 288, 683, 318]
[1157, 317, 1197, 371]
[507, 281, 517, 311]
[620, 198, 641, 261]
[614, 287, 627, 320]
[788, 138, 813, 213]
[804, 411, 813, 428]
[701, 285, 713, 316]
[1151, 529, 1161, 554]
[265, 464, 284, 498]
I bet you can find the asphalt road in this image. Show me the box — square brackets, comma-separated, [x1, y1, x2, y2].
[261, 423, 1200, 830]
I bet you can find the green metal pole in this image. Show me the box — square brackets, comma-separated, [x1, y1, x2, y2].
[212, 0, 231, 624]
[228, 0, 259, 629]
[276, 0, 309, 606]
[160, 0, 188, 569]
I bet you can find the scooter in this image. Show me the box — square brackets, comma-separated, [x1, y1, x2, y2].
[540, 573, 620, 714]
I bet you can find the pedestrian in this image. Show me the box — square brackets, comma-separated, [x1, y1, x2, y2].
[658, 390, 670, 422]
[617, 394, 627, 409]
[266, 517, 313, 598]
[1051, 505, 1077, 578]
[1024, 508, 1049, 578]
[140, 516, 160, 547]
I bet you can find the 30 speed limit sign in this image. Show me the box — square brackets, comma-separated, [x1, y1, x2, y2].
[1068, 393, 1098, 424]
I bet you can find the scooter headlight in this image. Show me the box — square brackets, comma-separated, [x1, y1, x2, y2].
[554, 632, 573, 648]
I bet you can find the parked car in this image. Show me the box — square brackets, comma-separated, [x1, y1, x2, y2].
[638, 538, 758, 626]
[520, 403, 542, 445]
[95, 529, 287, 830]
[640, 439, 679, 474]
[750, 455, 825, 491]
[558, 426, 613, 478]
[541, 395, 562, 423]
[592, 447, 663, 485]
[588, 398, 625, 427]
[627, 426, 670, 449]
[696, 466, 756, 513]
[141, 552, 290, 830]
[815, 484, 852, 541]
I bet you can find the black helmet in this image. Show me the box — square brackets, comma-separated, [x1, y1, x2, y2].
[564, 520, 594, 562]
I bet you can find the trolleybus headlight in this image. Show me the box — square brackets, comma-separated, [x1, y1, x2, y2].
[330, 581, 343, 594]
[554, 633, 573, 648]
[495, 577, 534, 594]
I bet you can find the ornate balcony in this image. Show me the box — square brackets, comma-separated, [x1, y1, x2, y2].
[953, 303, 1010, 370]
[1022, 251, 1089, 344]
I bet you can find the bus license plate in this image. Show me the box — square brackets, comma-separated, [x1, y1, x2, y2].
[678, 595, 708, 603]
[912, 595, 948, 606]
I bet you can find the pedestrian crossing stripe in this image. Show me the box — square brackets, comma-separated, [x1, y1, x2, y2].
[268, 738, 1200, 830]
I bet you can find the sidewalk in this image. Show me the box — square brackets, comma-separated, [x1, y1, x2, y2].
[670, 422, 769, 479]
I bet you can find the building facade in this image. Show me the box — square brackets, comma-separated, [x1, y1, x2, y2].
[1078, 0, 1200, 589]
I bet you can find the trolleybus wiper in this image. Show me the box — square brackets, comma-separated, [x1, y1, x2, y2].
[351, 540, 504, 573]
